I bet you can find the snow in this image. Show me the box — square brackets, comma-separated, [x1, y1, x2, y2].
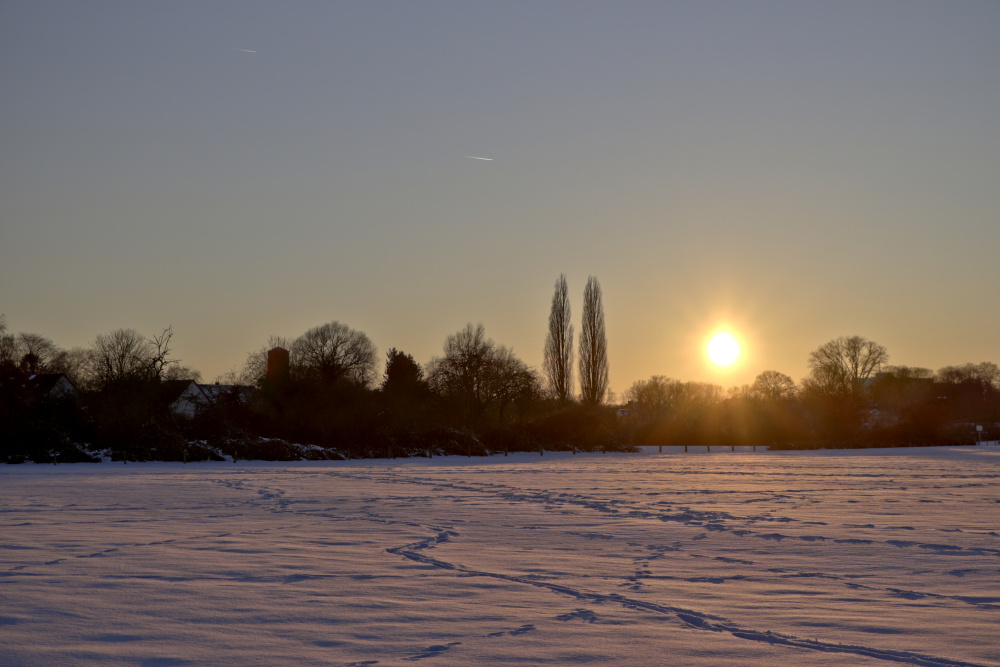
[2, 447, 999, 666]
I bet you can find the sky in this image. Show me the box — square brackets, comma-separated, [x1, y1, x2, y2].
[2, 1, 998, 396]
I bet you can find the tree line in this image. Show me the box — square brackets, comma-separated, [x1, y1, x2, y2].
[1, 278, 998, 463]
[623, 337, 999, 450]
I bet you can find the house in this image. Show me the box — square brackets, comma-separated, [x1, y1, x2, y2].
[198, 383, 255, 405]
[159, 380, 210, 420]
[26, 373, 79, 401]
[0, 372, 79, 406]
[616, 402, 636, 419]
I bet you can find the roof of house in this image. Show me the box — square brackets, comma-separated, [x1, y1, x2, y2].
[0, 372, 78, 399]
[159, 379, 208, 405]
[198, 383, 255, 403]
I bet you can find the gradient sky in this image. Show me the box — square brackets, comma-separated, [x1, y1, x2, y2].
[2, 1, 998, 396]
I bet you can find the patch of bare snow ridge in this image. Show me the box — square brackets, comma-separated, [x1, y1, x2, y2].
[1, 446, 999, 666]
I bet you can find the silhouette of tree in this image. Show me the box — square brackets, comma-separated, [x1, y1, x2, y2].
[0, 315, 14, 372]
[750, 370, 797, 401]
[291, 321, 377, 387]
[579, 276, 608, 405]
[426, 323, 538, 427]
[483, 345, 540, 423]
[543, 274, 573, 402]
[163, 365, 203, 382]
[47, 347, 94, 389]
[427, 323, 494, 424]
[882, 365, 933, 380]
[91, 327, 177, 389]
[803, 335, 887, 404]
[624, 375, 681, 421]
[937, 362, 1000, 396]
[802, 335, 887, 437]
[382, 348, 427, 395]
[14, 333, 57, 373]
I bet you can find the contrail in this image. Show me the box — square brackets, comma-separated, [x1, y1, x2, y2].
[466, 156, 493, 161]
[234, 48, 257, 53]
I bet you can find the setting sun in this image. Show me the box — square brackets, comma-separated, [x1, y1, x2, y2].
[707, 332, 740, 367]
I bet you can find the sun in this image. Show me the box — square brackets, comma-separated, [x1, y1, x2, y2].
[707, 331, 740, 367]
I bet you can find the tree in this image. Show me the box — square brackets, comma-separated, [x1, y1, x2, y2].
[802, 335, 887, 437]
[624, 375, 681, 421]
[48, 347, 94, 390]
[91, 327, 176, 389]
[543, 274, 574, 402]
[0, 314, 11, 360]
[0, 319, 59, 374]
[14, 333, 57, 373]
[482, 345, 540, 423]
[163, 365, 203, 382]
[803, 335, 888, 404]
[937, 362, 1000, 396]
[750, 370, 797, 402]
[426, 323, 538, 427]
[291, 321, 377, 387]
[426, 323, 494, 423]
[381, 348, 427, 396]
[882, 365, 933, 380]
[578, 276, 609, 405]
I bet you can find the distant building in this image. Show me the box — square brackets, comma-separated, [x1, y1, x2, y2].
[616, 402, 636, 419]
[0, 373, 79, 406]
[159, 380, 209, 420]
[266, 347, 291, 388]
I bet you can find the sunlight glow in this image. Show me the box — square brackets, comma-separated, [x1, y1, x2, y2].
[707, 332, 740, 367]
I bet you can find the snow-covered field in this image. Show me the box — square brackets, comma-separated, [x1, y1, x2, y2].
[2, 447, 999, 666]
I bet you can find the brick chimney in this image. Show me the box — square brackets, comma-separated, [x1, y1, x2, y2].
[266, 347, 290, 387]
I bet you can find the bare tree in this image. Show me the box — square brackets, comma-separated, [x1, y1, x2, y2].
[882, 365, 933, 380]
[163, 365, 203, 382]
[578, 276, 609, 405]
[803, 335, 888, 404]
[624, 375, 682, 421]
[91, 328, 172, 388]
[48, 347, 95, 389]
[543, 274, 573, 402]
[426, 323, 494, 419]
[14, 333, 57, 372]
[291, 321, 377, 387]
[750, 370, 797, 401]
[937, 362, 1000, 396]
[483, 345, 540, 423]
[427, 323, 538, 425]
[0, 316, 18, 371]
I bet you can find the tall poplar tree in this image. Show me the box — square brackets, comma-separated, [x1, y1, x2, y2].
[579, 276, 609, 404]
[543, 274, 574, 402]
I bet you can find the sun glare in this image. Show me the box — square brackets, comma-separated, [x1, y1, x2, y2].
[707, 332, 740, 367]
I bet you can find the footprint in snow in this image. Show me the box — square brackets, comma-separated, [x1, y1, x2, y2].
[487, 624, 534, 637]
[405, 642, 461, 660]
[556, 608, 602, 623]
